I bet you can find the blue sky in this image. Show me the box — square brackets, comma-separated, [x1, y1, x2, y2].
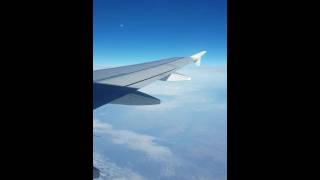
[94, 0, 226, 66]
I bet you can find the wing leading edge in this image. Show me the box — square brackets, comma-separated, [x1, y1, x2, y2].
[93, 51, 206, 109]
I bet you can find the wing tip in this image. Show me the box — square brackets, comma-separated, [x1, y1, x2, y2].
[190, 51, 207, 66]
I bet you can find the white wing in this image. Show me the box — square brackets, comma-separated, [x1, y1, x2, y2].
[93, 51, 206, 109]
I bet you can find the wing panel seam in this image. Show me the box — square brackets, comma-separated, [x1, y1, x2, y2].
[94, 57, 184, 82]
[124, 68, 176, 87]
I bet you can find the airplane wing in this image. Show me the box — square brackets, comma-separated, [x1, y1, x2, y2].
[93, 51, 206, 110]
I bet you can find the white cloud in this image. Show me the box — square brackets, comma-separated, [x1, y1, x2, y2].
[134, 65, 227, 112]
[92, 65, 227, 179]
[93, 152, 145, 180]
[93, 119, 173, 161]
[94, 119, 179, 178]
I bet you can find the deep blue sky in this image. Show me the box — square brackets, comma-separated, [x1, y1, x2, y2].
[94, 0, 226, 66]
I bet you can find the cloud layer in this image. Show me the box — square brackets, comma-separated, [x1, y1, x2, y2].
[93, 65, 227, 180]
[133, 65, 227, 112]
[93, 152, 145, 180]
[94, 119, 173, 161]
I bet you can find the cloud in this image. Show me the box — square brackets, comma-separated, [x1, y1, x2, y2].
[93, 119, 179, 178]
[92, 65, 227, 179]
[133, 65, 227, 112]
[93, 119, 173, 161]
[93, 152, 145, 180]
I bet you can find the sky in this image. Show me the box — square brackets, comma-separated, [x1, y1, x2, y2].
[94, 0, 227, 66]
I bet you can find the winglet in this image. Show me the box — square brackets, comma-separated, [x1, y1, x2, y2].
[190, 51, 207, 66]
